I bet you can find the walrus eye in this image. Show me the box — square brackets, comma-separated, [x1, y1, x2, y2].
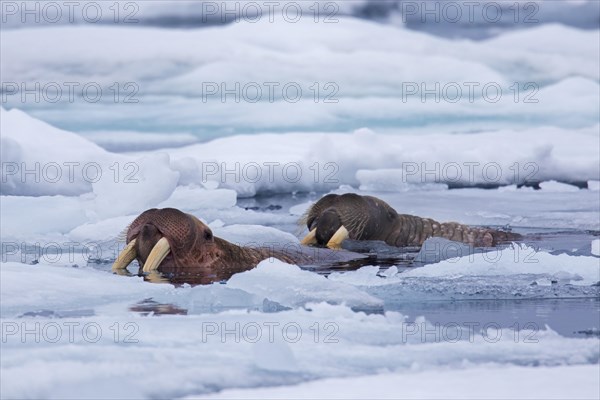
[204, 230, 213, 241]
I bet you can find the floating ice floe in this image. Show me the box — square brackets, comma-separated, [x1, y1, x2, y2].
[329, 244, 600, 287]
[2, 107, 599, 199]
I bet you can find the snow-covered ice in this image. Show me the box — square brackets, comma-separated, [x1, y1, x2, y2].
[3, 108, 599, 199]
[196, 365, 600, 400]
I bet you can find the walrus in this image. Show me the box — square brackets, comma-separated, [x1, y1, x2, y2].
[111, 208, 360, 284]
[301, 193, 520, 249]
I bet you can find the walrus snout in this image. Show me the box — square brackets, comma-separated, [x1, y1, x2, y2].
[112, 208, 216, 274]
[310, 208, 343, 246]
[302, 208, 349, 250]
[134, 223, 174, 271]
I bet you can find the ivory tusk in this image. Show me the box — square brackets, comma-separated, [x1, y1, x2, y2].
[113, 269, 132, 277]
[301, 228, 317, 245]
[142, 237, 171, 273]
[112, 238, 137, 272]
[326, 225, 349, 250]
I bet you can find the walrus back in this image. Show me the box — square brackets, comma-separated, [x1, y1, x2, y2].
[389, 215, 521, 247]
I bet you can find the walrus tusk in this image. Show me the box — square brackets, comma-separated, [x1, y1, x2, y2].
[143, 237, 171, 273]
[111, 239, 137, 271]
[326, 225, 349, 250]
[301, 228, 317, 245]
[113, 269, 132, 277]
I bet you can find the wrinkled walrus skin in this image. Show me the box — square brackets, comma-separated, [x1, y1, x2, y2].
[301, 193, 520, 249]
[112, 208, 315, 284]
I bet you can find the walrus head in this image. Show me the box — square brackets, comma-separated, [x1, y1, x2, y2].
[301, 193, 398, 249]
[112, 208, 221, 279]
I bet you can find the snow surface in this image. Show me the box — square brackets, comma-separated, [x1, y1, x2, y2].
[196, 365, 600, 400]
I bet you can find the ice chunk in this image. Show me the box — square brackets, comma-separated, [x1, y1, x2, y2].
[159, 124, 599, 196]
[68, 215, 137, 242]
[592, 239, 600, 257]
[0, 262, 165, 315]
[158, 185, 237, 211]
[404, 244, 600, 286]
[82, 130, 198, 152]
[0, 108, 112, 196]
[539, 180, 580, 192]
[356, 169, 449, 191]
[214, 225, 299, 247]
[226, 259, 382, 309]
[91, 153, 179, 219]
[1, 195, 88, 238]
[328, 266, 382, 286]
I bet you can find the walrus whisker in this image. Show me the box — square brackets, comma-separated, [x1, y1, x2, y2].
[111, 238, 137, 272]
[301, 228, 317, 245]
[326, 225, 349, 249]
[143, 237, 171, 272]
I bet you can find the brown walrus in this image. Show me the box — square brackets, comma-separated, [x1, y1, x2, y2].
[301, 193, 520, 249]
[111, 208, 355, 284]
